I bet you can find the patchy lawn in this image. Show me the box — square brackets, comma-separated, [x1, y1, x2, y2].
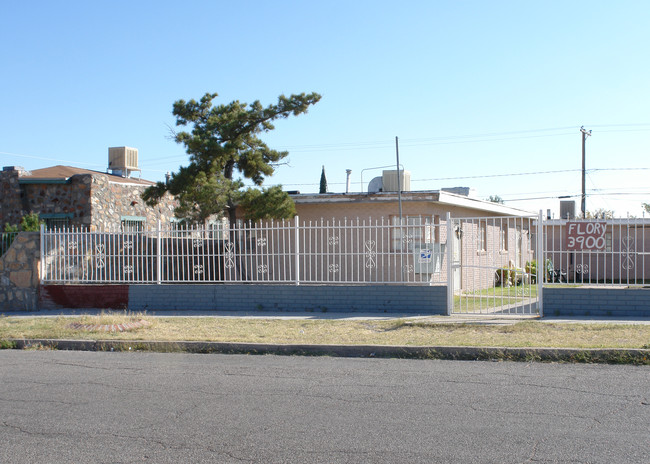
[1, 313, 649, 349]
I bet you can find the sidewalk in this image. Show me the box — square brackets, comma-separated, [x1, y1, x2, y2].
[5, 307, 650, 324]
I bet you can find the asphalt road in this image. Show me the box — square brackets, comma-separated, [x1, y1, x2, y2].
[1, 351, 648, 463]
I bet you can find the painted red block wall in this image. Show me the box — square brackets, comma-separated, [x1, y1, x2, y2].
[40, 285, 129, 309]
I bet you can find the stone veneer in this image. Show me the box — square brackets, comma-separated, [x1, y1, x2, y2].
[0, 232, 40, 311]
[0, 169, 24, 227]
[20, 175, 92, 226]
[1, 168, 177, 231]
[89, 174, 176, 230]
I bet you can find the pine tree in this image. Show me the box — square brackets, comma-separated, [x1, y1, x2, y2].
[142, 91, 321, 226]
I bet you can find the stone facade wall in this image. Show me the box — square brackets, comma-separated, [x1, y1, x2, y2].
[90, 175, 177, 230]
[20, 175, 93, 227]
[0, 169, 25, 227]
[0, 232, 40, 311]
[0, 167, 177, 231]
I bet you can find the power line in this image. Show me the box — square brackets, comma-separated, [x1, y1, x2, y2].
[279, 166, 650, 187]
[4, 123, 649, 165]
[277, 125, 578, 150]
[412, 168, 580, 182]
[275, 123, 650, 153]
[277, 131, 578, 153]
[506, 192, 650, 202]
[0, 151, 106, 169]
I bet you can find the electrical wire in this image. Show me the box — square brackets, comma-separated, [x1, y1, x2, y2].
[0, 151, 106, 169]
[279, 167, 649, 187]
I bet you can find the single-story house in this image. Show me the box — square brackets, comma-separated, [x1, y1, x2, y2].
[285, 180, 536, 289]
[1, 147, 177, 231]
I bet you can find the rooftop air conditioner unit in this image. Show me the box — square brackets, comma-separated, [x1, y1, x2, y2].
[108, 147, 140, 177]
[560, 200, 576, 220]
[382, 170, 411, 192]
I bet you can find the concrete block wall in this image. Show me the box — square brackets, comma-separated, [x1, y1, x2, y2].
[544, 287, 650, 317]
[36, 283, 448, 314]
[129, 284, 448, 314]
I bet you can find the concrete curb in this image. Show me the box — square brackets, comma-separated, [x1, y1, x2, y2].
[4, 338, 650, 364]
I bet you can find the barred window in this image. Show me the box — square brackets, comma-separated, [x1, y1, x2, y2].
[121, 216, 145, 232]
[391, 216, 429, 252]
[40, 213, 73, 230]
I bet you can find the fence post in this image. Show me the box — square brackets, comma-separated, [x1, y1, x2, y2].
[294, 216, 300, 285]
[156, 220, 162, 285]
[537, 210, 544, 317]
[446, 213, 453, 316]
[39, 223, 45, 284]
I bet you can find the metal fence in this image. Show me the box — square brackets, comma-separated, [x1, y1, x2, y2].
[542, 218, 649, 286]
[41, 217, 448, 285]
[1, 231, 19, 257]
[449, 215, 541, 315]
[40, 215, 650, 290]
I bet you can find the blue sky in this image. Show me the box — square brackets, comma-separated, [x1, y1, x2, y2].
[2, 1, 649, 217]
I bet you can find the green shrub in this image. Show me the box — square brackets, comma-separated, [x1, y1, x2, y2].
[525, 260, 537, 284]
[495, 267, 516, 286]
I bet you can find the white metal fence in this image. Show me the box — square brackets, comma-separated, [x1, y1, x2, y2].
[448, 215, 541, 315]
[41, 217, 448, 285]
[542, 218, 649, 286]
[40, 215, 650, 298]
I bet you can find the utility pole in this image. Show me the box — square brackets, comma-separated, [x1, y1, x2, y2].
[395, 136, 402, 222]
[580, 126, 592, 218]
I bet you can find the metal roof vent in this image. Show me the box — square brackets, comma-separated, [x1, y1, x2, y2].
[368, 176, 383, 193]
[108, 147, 140, 177]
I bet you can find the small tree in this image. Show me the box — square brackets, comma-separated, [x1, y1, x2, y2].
[2, 213, 43, 255]
[143, 91, 321, 227]
[239, 186, 297, 222]
[643, 203, 650, 214]
[319, 165, 328, 194]
[487, 195, 504, 204]
[585, 208, 614, 219]
[3, 212, 43, 233]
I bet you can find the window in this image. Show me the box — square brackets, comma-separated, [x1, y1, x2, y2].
[40, 213, 73, 230]
[121, 216, 145, 232]
[433, 215, 440, 243]
[500, 226, 508, 251]
[392, 216, 429, 252]
[478, 221, 487, 251]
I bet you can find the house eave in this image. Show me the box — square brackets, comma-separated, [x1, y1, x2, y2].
[290, 190, 534, 216]
[18, 178, 69, 185]
[290, 191, 441, 204]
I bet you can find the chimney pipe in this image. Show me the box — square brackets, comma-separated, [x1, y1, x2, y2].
[345, 169, 352, 193]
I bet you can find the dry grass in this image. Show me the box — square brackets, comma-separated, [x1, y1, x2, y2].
[0, 313, 649, 349]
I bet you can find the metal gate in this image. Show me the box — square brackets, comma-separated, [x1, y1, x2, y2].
[448, 215, 542, 315]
